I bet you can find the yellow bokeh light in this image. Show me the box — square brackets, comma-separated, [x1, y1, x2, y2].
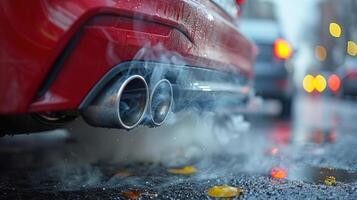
[314, 75, 327, 92]
[329, 22, 342, 38]
[315, 45, 327, 61]
[274, 39, 292, 59]
[303, 74, 315, 93]
[347, 41, 357, 56]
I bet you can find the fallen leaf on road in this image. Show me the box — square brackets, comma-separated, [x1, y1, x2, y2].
[114, 170, 132, 177]
[168, 166, 197, 175]
[324, 176, 336, 186]
[207, 185, 242, 198]
[121, 190, 141, 200]
[270, 167, 287, 179]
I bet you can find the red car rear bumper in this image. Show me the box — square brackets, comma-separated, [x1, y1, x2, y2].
[0, 0, 254, 114]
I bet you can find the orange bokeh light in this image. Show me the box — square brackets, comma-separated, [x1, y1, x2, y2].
[328, 74, 341, 92]
[315, 45, 327, 61]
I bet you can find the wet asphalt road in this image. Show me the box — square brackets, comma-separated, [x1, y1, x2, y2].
[1, 95, 357, 199]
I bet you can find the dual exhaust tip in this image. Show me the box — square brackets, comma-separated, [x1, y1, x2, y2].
[83, 75, 173, 129]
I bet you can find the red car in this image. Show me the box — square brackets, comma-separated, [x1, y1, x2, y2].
[0, 0, 254, 135]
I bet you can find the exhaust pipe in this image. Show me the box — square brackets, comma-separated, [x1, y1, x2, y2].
[83, 75, 149, 129]
[147, 79, 173, 126]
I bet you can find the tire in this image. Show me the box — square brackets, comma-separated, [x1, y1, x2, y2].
[0, 113, 77, 136]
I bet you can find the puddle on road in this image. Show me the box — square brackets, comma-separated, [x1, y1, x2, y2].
[288, 166, 357, 184]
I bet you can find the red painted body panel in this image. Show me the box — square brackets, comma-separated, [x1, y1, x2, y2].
[0, 0, 253, 114]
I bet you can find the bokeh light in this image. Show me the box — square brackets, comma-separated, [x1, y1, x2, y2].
[315, 45, 327, 61]
[329, 22, 342, 38]
[347, 41, 357, 56]
[273, 39, 292, 59]
[328, 74, 341, 92]
[303, 74, 315, 93]
[314, 75, 327, 93]
[303, 75, 328, 93]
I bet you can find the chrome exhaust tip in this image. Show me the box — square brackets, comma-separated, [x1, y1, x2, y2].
[148, 79, 173, 126]
[83, 75, 149, 129]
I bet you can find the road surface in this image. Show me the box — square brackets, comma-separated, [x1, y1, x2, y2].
[1, 95, 357, 199]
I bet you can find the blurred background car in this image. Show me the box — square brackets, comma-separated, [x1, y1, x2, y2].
[340, 56, 357, 97]
[238, 0, 294, 117]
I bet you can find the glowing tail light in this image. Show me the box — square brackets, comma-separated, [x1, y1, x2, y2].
[328, 74, 341, 92]
[236, 0, 245, 6]
[273, 39, 292, 60]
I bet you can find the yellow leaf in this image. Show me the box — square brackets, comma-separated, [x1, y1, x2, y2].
[207, 185, 242, 198]
[167, 166, 197, 175]
[324, 176, 336, 186]
[114, 170, 132, 177]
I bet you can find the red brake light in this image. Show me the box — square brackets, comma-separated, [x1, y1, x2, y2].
[328, 74, 341, 92]
[273, 39, 292, 60]
[236, 0, 245, 6]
